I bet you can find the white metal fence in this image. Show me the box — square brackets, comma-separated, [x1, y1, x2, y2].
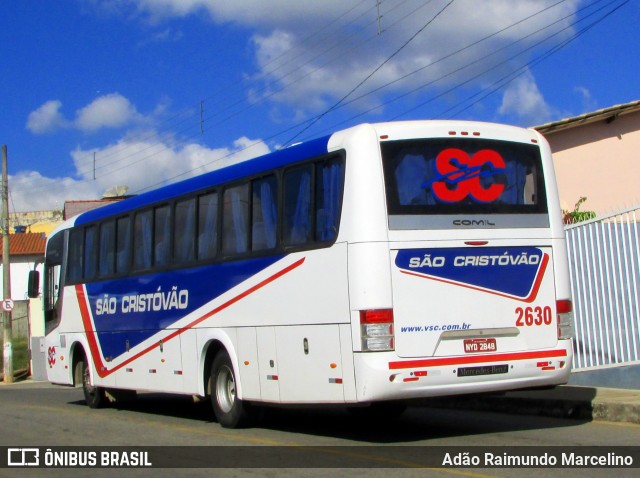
[565, 206, 640, 371]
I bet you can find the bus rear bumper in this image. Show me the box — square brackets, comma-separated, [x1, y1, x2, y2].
[352, 341, 573, 402]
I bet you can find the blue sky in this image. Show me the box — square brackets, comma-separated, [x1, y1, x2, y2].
[2, 0, 638, 212]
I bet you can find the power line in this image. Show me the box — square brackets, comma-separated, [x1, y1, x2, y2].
[441, 0, 630, 121]
[109, 0, 625, 194]
[282, 0, 622, 135]
[394, 0, 627, 120]
[282, 0, 455, 147]
[63, 0, 428, 184]
[83, 1, 389, 178]
[54, 0, 379, 181]
[18, 0, 629, 200]
[127, 2, 450, 192]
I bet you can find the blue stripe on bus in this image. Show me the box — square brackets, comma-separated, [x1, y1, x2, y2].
[395, 247, 546, 301]
[76, 135, 331, 225]
[84, 254, 285, 359]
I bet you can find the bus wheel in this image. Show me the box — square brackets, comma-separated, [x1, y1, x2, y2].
[210, 351, 252, 428]
[82, 357, 107, 409]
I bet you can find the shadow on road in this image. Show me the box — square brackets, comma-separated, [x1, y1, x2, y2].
[69, 388, 593, 444]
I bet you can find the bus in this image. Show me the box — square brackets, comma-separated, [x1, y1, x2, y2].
[30, 120, 574, 428]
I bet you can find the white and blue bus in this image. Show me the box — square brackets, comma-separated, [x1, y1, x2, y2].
[32, 120, 574, 428]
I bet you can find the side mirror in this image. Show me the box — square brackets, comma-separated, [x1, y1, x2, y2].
[28, 270, 40, 298]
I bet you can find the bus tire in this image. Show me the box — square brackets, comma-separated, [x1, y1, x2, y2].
[81, 356, 107, 409]
[210, 351, 252, 428]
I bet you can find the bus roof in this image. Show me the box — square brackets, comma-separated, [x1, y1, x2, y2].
[76, 134, 331, 226]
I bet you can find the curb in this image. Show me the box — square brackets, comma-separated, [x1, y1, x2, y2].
[415, 386, 640, 425]
[591, 401, 640, 424]
[0, 368, 30, 383]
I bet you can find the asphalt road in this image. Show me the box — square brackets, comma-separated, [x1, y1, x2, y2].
[0, 380, 639, 478]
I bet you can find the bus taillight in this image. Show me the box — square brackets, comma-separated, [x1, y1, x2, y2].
[360, 309, 394, 352]
[556, 299, 573, 340]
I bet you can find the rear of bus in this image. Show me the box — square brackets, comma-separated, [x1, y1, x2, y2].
[347, 121, 573, 402]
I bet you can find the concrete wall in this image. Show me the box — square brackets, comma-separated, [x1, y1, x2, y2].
[10, 209, 63, 236]
[545, 112, 640, 215]
[2, 300, 29, 339]
[570, 365, 640, 390]
[0, 259, 44, 301]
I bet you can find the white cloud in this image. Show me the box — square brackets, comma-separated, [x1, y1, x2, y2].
[9, 170, 100, 212]
[246, 1, 581, 118]
[11, 133, 271, 212]
[27, 93, 148, 135]
[26, 100, 68, 134]
[105, 1, 580, 119]
[71, 133, 269, 194]
[16, 1, 586, 211]
[574, 86, 597, 113]
[69, 133, 270, 193]
[498, 70, 554, 125]
[127, 0, 346, 26]
[75, 93, 142, 132]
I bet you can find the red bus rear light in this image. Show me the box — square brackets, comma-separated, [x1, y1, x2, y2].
[556, 299, 573, 340]
[556, 299, 572, 314]
[360, 309, 394, 323]
[360, 309, 394, 352]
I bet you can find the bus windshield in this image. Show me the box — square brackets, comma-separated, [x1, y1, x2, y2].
[381, 138, 548, 229]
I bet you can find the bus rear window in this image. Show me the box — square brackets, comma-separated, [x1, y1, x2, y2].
[381, 138, 548, 229]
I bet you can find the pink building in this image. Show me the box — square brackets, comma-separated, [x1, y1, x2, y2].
[535, 100, 640, 216]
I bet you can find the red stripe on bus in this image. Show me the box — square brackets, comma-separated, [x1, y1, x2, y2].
[76, 285, 108, 377]
[388, 348, 567, 370]
[77, 257, 305, 378]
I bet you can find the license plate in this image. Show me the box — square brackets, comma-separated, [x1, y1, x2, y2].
[463, 338, 497, 353]
[458, 364, 508, 377]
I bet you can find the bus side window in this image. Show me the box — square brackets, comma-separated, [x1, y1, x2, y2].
[283, 166, 312, 246]
[154, 205, 171, 267]
[198, 192, 218, 260]
[222, 184, 249, 255]
[252, 175, 278, 251]
[315, 158, 343, 242]
[84, 225, 98, 280]
[175, 198, 196, 263]
[44, 231, 64, 333]
[67, 228, 83, 283]
[116, 216, 132, 274]
[99, 220, 116, 277]
[133, 210, 153, 271]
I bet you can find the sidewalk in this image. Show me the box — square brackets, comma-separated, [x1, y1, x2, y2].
[417, 385, 640, 424]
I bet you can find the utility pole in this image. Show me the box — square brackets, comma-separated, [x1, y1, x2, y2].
[2, 144, 12, 384]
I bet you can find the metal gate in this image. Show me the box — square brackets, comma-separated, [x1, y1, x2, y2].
[565, 206, 640, 370]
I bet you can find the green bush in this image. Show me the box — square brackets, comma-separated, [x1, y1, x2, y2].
[563, 197, 597, 224]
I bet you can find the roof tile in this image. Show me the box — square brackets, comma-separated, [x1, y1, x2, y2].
[0, 233, 46, 256]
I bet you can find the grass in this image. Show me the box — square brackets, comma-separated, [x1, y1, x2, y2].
[0, 336, 30, 376]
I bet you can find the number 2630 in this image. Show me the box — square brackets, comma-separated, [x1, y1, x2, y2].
[515, 306, 552, 326]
